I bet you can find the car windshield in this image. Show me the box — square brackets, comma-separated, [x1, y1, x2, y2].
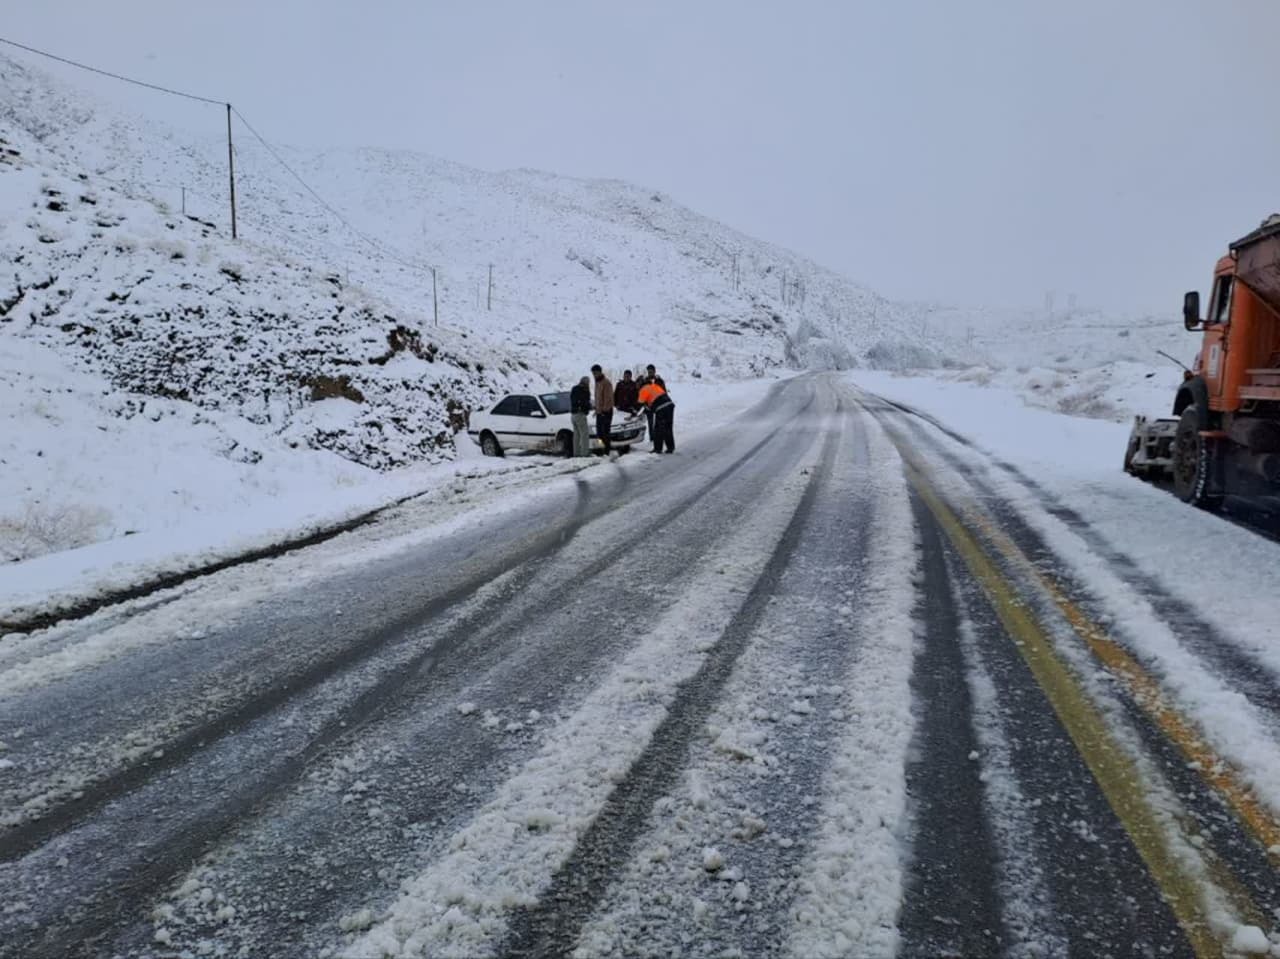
[539, 391, 571, 414]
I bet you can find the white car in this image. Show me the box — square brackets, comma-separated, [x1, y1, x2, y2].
[468, 391, 647, 457]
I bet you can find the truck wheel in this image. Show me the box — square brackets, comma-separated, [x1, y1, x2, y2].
[558, 431, 573, 458]
[1171, 407, 1219, 509]
[480, 432, 504, 457]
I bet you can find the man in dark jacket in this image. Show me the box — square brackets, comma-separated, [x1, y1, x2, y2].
[570, 376, 591, 457]
[613, 370, 639, 414]
[639, 364, 666, 390]
[638, 380, 675, 453]
[638, 364, 667, 441]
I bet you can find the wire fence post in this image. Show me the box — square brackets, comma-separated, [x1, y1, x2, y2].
[432, 267, 439, 326]
[487, 264, 493, 311]
[181, 186, 186, 216]
[226, 103, 238, 240]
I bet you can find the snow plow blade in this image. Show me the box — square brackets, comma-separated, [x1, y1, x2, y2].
[1124, 415, 1178, 479]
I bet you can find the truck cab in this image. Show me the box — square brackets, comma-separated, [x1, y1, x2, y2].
[1128, 216, 1280, 508]
[1184, 241, 1280, 415]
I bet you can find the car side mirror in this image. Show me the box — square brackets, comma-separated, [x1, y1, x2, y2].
[1183, 290, 1202, 331]
[531, 410, 545, 418]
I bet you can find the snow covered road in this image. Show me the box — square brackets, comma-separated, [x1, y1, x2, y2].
[2, 374, 1279, 958]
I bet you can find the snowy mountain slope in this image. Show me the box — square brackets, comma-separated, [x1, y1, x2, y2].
[912, 302, 1191, 371]
[0, 50, 959, 385]
[0, 111, 532, 564]
[0, 123, 523, 471]
[885, 302, 1195, 423]
[0, 48, 964, 568]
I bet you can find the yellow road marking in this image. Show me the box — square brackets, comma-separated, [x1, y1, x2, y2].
[966, 508, 1280, 862]
[900, 460, 1226, 957]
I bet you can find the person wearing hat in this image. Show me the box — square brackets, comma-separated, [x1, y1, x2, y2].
[591, 364, 615, 453]
[570, 375, 592, 457]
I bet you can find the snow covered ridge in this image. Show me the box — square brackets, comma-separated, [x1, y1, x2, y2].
[0, 50, 956, 388]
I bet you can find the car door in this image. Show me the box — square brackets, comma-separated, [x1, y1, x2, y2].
[514, 394, 554, 449]
[485, 395, 526, 447]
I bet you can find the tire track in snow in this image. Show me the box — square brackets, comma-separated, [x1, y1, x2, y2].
[871, 393, 1280, 727]
[879, 407, 1280, 954]
[864, 399, 1280, 815]
[340, 389, 839, 959]
[896, 493, 1003, 958]
[0, 384, 825, 959]
[495, 416, 840, 959]
[951, 566, 1069, 959]
[780, 409, 919, 958]
[141, 392, 833, 959]
[881, 406, 1280, 876]
[937, 519, 1198, 957]
[566, 400, 873, 957]
[0, 382, 801, 861]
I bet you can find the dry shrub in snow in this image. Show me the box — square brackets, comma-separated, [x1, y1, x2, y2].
[148, 237, 189, 260]
[0, 500, 112, 562]
[1055, 391, 1118, 420]
[955, 368, 994, 387]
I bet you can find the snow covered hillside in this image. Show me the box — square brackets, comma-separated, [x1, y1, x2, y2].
[0, 49, 941, 567]
[1, 50, 953, 386]
[0, 49, 966, 568]
[878, 301, 1196, 424]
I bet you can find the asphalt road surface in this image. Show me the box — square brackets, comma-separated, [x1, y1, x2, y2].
[2, 374, 1278, 958]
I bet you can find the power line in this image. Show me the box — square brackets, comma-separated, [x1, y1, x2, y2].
[2, 34, 428, 272]
[0, 35, 225, 106]
[231, 106, 422, 270]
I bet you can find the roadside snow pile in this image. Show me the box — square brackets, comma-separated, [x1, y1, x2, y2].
[0, 334, 390, 564]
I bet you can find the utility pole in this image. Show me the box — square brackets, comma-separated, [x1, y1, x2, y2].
[226, 104, 238, 240]
[432, 267, 439, 326]
[487, 264, 493, 311]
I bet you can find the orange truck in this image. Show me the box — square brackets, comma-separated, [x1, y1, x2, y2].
[1125, 215, 1280, 508]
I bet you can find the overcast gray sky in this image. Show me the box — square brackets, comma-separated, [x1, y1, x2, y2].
[7, 0, 1280, 313]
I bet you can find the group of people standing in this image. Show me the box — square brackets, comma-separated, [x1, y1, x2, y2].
[569, 364, 676, 457]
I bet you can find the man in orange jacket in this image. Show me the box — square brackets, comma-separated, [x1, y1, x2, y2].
[637, 379, 675, 453]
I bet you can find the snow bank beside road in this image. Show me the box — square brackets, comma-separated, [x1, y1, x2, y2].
[850, 370, 1135, 478]
[0, 374, 780, 629]
[865, 362, 1181, 429]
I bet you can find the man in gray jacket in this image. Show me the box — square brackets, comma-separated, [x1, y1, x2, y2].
[591, 364, 615, 453]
